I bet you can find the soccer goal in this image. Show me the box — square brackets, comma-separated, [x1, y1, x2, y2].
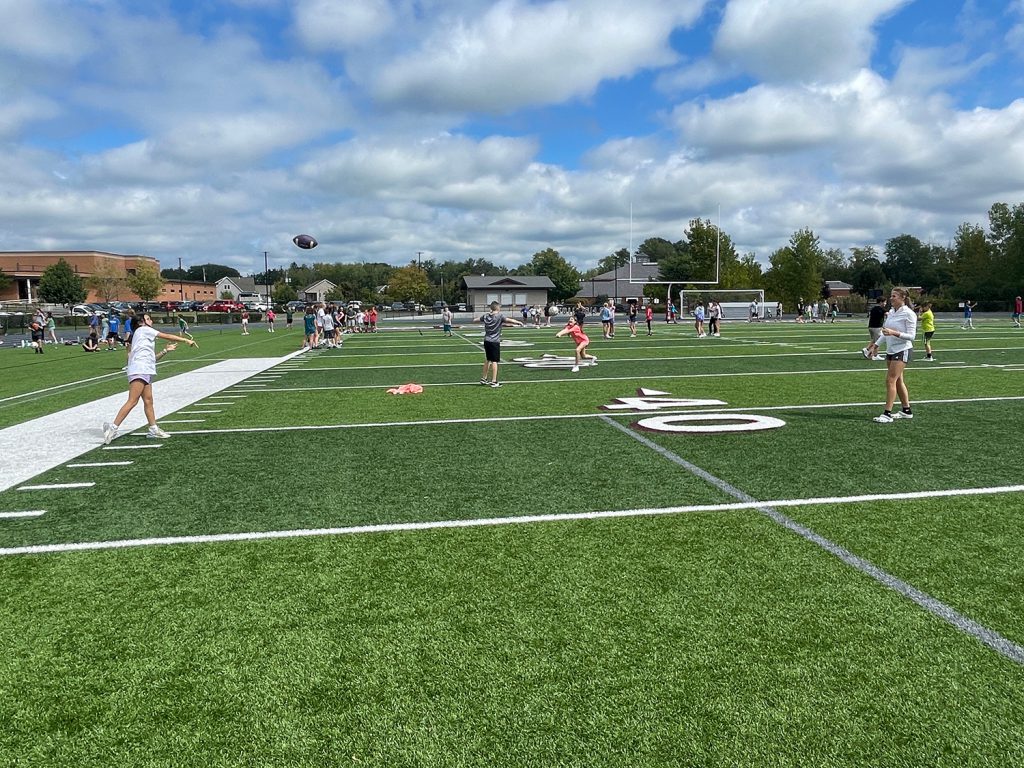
[679, 288, 769, 320]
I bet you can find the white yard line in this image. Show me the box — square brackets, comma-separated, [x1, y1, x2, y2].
[0, 510, 46, 519]
[67, 461, 133, 468]
[0, 350, 306, 492]
[157, 394, 1024, 438]
[3, 483, 1022, 558]
[18, 482, 95, 491]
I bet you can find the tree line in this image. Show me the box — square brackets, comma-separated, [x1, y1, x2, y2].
[19, 200, 1021, 310]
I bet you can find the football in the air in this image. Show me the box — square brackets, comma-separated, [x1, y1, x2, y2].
[292, 234, 318, 250]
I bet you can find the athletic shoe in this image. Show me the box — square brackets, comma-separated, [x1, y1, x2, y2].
[872, 355, 885, 361]
[892, 410, 913, 419]
[147, 426, 171, 439]
[924, 355, 934, 361]
[480, 378, 489, 385]
[873, 413, 894, 423]
[713, 333, 720, 337]
[489, 381, 501, 388]
[571, 366, 580, 373]
[861, 347, 871, 359]
[102, 422, 117, 445]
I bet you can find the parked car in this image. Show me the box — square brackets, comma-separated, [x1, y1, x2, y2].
[72, 304, 93, 316]
[432, 301, 445, 312]
[285, 300, 307, 312]
[456, 303, 467, 312]
[389, 302, 405, 312]
[207, 301, 243, 312]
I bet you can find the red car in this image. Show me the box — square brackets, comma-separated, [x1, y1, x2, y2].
[207, 301, 243, 312]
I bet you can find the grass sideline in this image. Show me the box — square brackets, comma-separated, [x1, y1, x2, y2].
[2, 317, 1024, 766]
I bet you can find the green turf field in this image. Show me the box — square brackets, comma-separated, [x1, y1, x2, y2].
[2, 317, 1024, 766]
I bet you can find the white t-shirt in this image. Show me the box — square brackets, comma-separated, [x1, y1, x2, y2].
[126, 325, 159, 377]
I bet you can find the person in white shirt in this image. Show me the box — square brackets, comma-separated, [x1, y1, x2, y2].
[862, 287, 917, 423]
[102, 313, 198, 443]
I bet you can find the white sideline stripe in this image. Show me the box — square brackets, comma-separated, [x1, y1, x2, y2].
[216, 395, 249, 398]
[164, 394, 1024, 437]
[157, 419, 206, 424]
[0, 350, 308, 492]
[177, 410, 222, 414]
[103, 444, 163, 450]
[0, 370, 121, 404]
[18, 483, 95, 491]
[67, 461, 133, 467]
[0, 510, 46, 519]
[3, 484, 1022, 558]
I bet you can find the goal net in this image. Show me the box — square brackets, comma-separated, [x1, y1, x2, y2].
[679, 289, 774, 320]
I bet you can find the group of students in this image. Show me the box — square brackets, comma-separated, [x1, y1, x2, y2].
[81, 309, 138, 352]
[27, 309, 58, 353]
[299, 303, 380, 350]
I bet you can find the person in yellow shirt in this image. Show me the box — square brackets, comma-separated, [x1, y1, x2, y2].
[918, 302, 936, 361]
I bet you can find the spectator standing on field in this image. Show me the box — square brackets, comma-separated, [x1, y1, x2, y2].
[961, 299, 977, 329]
[694, 302, 706, 337]
[441, 305, 454, 337]
[866, 296, 887, 361]
[645, 304, 654, 335]
[627, 302, 638, 337]
[776, 301, 783, 322]
[862, 287, 916, 423]
[708, 300, 721, 337]
[478, 301, 524, 388]
[1014, 296, 1023, 328]
[574, 302, 587, 327]
[266, 308, 276, 332]
[918, 301, 936, 361]
[240, 309, 250, 335]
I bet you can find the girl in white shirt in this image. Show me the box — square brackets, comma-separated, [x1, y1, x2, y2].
[863, 287, 917, 423]
[102, 313, 198, 443]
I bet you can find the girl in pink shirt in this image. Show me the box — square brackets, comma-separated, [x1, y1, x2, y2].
[555, 317, 598, 373]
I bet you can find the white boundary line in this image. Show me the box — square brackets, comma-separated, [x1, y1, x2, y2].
[18, 482, 95, 491]
[3, 484, 1022, 558]
[0, 510, 46, 519]
[103, 444, 163, 450]
[160, 394, 1024, 437]
[67, 461, 133, 468]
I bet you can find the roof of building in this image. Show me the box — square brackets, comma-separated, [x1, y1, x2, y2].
[462, 275, 555, 289]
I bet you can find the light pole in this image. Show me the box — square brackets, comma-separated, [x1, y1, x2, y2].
[263, 251, 270, 308]
[178, 257, 184, 301]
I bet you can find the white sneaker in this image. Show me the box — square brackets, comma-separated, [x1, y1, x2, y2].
[873, 413, 894, 423]
[892, 410, 913, 419]
[571, 366, 580, 373]
[861, 347, 871, 359]
[102, 422, 117, 445]
[147, 426, 171, 439]
[872, 355, 885, 361]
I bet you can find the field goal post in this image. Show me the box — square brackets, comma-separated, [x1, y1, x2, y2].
[679, 288, 768, 320]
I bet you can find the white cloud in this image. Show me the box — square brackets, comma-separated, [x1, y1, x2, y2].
[293, 0, 395, 50]
[372, 0, 705, 112]
[714, 0, 911, 83]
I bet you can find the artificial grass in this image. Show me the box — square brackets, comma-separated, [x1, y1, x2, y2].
[2, 515, 1023, 767]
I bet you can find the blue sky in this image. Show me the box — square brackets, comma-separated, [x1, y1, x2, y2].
[1, 0, 1022, 275]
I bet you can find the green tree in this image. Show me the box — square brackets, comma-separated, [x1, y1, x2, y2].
[819, 248, 851, 283]
[884, 234, 934, 289]
[951, 222, 994, 300]
[38, 258, 86, 305]
[86, 261, 128, 303]
[764, 229, 824, 309]
[0, 267, 11, 294]
[186, 263, 240, 283]
[523, 248, 581, 303]
[388, 265, 431, 303]
[272, 281, 297, 304]
[637, 237, 680, 264]
[127, 262, 165, 302]
[988, 202, 1024, 299]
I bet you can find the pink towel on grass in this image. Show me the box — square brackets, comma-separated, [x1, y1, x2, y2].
[387, 383, 424, 395]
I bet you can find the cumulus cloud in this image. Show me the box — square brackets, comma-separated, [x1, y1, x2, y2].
[372, 0, 705, 112]
[714, 0, 911, 83]
[293, 0, 395, 50]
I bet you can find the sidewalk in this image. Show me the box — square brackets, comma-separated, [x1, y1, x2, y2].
[0, 351, 303, 492]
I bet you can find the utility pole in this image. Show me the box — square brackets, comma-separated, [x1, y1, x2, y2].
[178, 257, 184, 301]
[264, 251, 270, 307]
[416, 251, 423, 269]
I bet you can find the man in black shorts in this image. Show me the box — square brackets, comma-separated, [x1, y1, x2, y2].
[478, 301, 524, 388]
